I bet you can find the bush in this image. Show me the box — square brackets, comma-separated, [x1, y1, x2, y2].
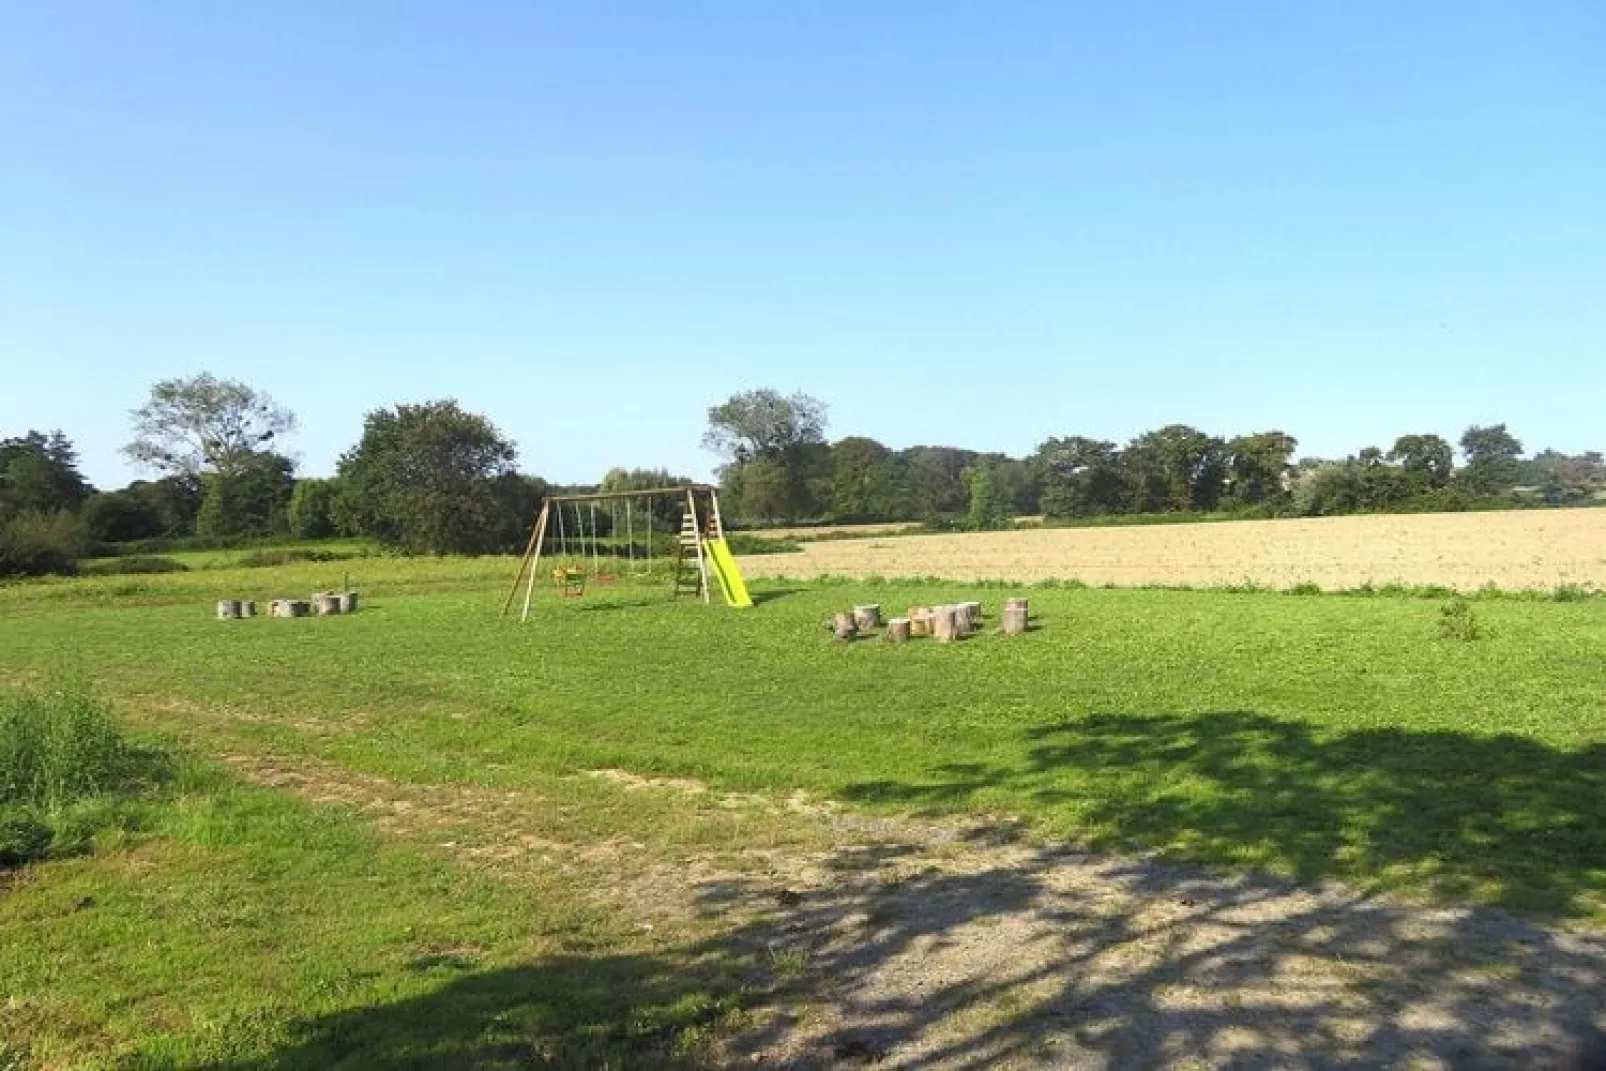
[232, 548, 358, 568]
[723, 533, 801, 556]
[80, 555, 189, 576]
[0, 808, 52, 868]
[0, 511, 85, 578]
[1438, 598, 1484, 642]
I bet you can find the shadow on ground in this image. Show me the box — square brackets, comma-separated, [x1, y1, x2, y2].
[218, 712, 1606, 1068]
[847, 710, 1606, 917]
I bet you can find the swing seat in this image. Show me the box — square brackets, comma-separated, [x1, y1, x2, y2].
[552, 567, 585, 597]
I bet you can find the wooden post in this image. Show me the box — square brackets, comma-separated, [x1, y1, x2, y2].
[1002, 604, 1029, 635]
[884, 617, 911, 643]
[853, 604, 881, 631]
[216, 599, 240, 620]
[833, 611, 858, 641]
[932, 605, 959, 643]
[526, 500, 558, 619]
[503, 500, 548, 616]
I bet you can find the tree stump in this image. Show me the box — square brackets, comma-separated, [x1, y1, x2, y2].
[314, 593, 343, 616]
[961, 601, 982, 623]
[932, 605, 960, 643]
[952, 603, 976, 636]
[884, 617, 911, 643]
[833, 611, 858, 641]
[271, 599, 310, 618]
[239, 600, 256, 618]
[853, 604, 881, 631]
[337, 591, 359, 614]
[216, 599, 240, 620]
[907, 607, 934, 638]
[1004, 597, 1029, 615]
[1002, 605, 1029, 635]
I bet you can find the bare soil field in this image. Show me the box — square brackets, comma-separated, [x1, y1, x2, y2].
[739, 509, 1606, 591]
[752, 520, 924, 540]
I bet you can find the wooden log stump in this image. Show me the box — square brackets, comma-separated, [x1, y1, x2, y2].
[1004, 597, 1029, 614]
[832, 611, 858, 641]
[932, 605, 960, 643]
[337, 591, 359, 614]
[314, 593, 343, 616]
[907, 607, 934, 638]
[884, 617, 911, 644]
[1002, 605, 1029, 635]
[961, 601, 982, 623]
[239, 600, 256, 618]
[216, 599, 240, 620]
[853, 604, 881, 631]
[271, 599, 311, 618]
[952, 603, 976, 637]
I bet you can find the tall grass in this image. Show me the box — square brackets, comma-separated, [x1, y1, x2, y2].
[0, 682, 163, 868]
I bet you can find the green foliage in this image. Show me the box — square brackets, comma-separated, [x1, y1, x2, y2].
[0, 808, 52, 867]
[1458, 424, 1524, 496]
[0, 430, 92, 522]
[0, 510, 86, 577]
[196, 452, 295, 537]
[723, 533, 802, 555]
[962, 464, 1011, 530]
[232, 547, 361, 568]
[1035, 436, 1125, 518]
[828, 437, 902, 522]
[83, 476, 203, 543]
[125, 372, 296, 478]
[706, 390, 830, 522]
[336, 399, 520, 555]
[80, 556, 189, 576]
[1389, 433, 1455, 490]
[0, 684, 131, 809]
[1438, 598, 1484, 642]
[288, 478, 339, 539]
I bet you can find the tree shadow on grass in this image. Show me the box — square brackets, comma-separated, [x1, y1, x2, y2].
[220, 828, 1606, 1068]
[844, 710, 1606, 918]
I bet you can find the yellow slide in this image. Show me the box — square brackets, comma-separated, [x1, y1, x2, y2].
[704, 538, 754, 608]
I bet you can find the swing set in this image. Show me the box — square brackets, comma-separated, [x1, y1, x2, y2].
[500, 484, 754, 621]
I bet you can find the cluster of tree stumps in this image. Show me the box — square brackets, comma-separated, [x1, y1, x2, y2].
[216, 592, 359, 620]
[828, 597, 1030, 643]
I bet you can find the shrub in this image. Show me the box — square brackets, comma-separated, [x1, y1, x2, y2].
[80, 555, 189, 576]
[723, 533, 802, 556]
[1438, 598, 1484, 642]
[0, 685, 128, 808]
[0, 808, 52, 868]
[0, 511, 85, 578]
[232, 548, 358, 568]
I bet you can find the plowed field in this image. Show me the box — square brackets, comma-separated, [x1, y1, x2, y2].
[738, 509, 1606, 591]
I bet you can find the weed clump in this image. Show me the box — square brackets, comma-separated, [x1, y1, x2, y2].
[0, 683, 165, 869]
[1437, 598, 1484, 642]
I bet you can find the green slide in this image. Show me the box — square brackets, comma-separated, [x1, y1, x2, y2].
[704, 538, 754, 608]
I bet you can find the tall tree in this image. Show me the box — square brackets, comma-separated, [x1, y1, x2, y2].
[1388, 434, 1455, 490]
[1033, 436, 1125, 517]
[1458, 424, 1524, 496]
[0, 431, 92, 521]
[335, 400, 518, 554]
[703, 389, 829, 521]
[125, 373, 296, 478]
[196, 452, 295, 537]
[1123, 425, 1227, 513]
[828, 437, 903, 521]
[899, 445, 976, 519]
[1223, 431, 1298, 507]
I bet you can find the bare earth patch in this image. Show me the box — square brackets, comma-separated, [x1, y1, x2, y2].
[222, 753, 1606, 1068]
[739, 509, 1606, 592]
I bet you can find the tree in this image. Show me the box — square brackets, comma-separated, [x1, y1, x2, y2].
[963, 464, 1011, 530]
[287, 479, 339, 539]
[1223, 431, 1298, 508]
[335, 400, 518, 554]
[0, 431, 92, 521]
[899, 445, 976, 520]
[1458, 424, 1524, 496]
[828, 437, 903, 521]
[1123, 425, 1227, 513]
[125, 373, 295, 478]
[1388, 434, 1454, 490]
[197, 452, 295, 537]
[703, 390, 829, 522]
[1034, 436, 1125, 518]
[1525, 450, 1606, 505]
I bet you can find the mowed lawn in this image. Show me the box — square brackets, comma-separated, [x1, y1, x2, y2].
[3, 560, 1606, 1064]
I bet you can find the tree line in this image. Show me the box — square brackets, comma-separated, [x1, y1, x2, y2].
[705, 389, 1604, 526]
[2, 377, 1602, 577]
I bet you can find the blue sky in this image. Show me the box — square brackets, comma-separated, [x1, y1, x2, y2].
[2, 2, 1602, 488]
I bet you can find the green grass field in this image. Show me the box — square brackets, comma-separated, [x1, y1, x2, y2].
[2, 559, 1605, 1064]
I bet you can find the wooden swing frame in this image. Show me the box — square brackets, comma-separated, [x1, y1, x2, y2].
[501, 484, 726, 621]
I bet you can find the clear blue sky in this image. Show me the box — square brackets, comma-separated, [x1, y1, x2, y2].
[3, 2, 1602, 488]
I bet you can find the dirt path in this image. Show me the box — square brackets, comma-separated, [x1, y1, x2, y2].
[219, 752, 1606, 1069]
